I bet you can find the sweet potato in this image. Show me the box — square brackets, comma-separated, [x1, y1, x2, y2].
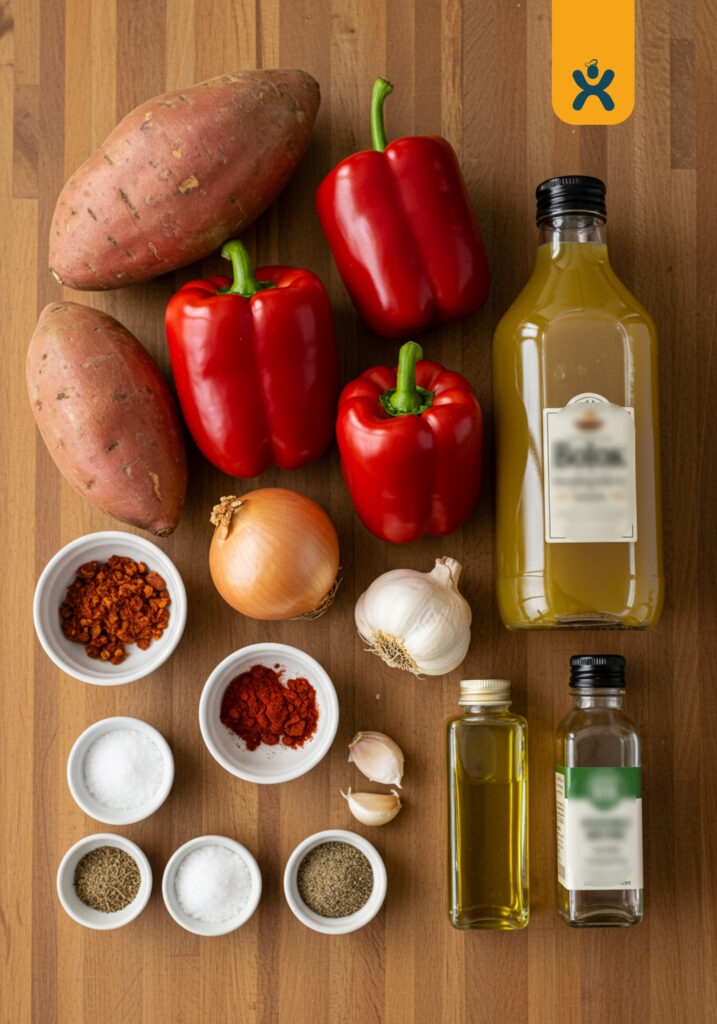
[48, 69, 320, 290]
[27, 302, 187, 535]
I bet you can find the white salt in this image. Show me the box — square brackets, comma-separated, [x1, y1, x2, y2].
[174, 845, 252, 923]
[83, 728, 165, 810]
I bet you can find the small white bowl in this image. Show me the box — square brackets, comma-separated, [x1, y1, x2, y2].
[284, 829, 387, 935]
[162, 835, 262, 936]
[57, 833, 152, 930]
[34, 530, 187, 685]
[199, 643, 339, 785]
[67, 716, 174, 825]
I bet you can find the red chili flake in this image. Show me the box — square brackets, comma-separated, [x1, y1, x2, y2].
[59, 554, 171, 664]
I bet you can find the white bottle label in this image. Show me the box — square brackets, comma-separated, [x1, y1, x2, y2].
[555, 766, 643, 891]
[543, 393, 637, 543]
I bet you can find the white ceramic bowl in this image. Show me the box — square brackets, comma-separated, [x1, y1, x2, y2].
[33, 530, 187, 685]
[162, 835, 262, 936]
[67, 716, 174, 825]
[199, 643, 339, 785]
[284, 829, 387, 935]
[57, 833, 152, 930]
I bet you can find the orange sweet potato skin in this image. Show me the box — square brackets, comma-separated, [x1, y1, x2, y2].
[27, 302, 188, 535]
[49, 69, 320, 290]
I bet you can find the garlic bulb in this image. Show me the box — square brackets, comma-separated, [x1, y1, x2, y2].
[348, 731, 404, 787]
[354, 557, 471, 676]
[341, 788, 402, 826]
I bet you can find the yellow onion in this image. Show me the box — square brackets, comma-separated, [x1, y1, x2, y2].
[209, 489, 339, 620]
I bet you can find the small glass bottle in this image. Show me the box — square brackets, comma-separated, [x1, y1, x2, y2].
[555, 655, 643, 927]
[447, 679, 529, 930]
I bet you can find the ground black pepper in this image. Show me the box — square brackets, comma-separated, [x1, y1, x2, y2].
[297, 841, 373, 917]
[74, 845, 140, 912]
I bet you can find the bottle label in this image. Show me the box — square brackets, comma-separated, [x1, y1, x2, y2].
[555, 766, 643, 890]
[543, 393, 637, 543]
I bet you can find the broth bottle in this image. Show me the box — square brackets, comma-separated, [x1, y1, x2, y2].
[447, 679, 528, 929]
[493, 175, 663, 629]
[555, 655, 643, 927]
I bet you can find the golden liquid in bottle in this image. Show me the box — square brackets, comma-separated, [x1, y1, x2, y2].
[447, 708, 529, 929]
[493, 234, 663, 629]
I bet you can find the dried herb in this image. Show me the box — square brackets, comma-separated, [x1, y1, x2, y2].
[297, 841, 373, 917]
[74, 845, 140, 912]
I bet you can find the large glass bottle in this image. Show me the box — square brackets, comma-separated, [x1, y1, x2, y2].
[447, 679, 528, 930]
[555, 655, 643, 927]
[493, 175, 663, 629]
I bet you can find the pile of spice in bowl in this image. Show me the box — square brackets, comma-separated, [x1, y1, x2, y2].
[162, 836, 262, 936]
[57, 833, 152, 930]
[75, 845, 140, 912]
[220, 663, 319, 750]
[33, 530, 187, 685]
[284, 829, 387, 935]
[60, 555, 171, 665]
[67, 716, 174, 825]
[297, 841, 373, 917]
[199, 643, 339, 784]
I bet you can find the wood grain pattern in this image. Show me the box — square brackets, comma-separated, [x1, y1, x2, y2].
[1, 0, 716, 1021]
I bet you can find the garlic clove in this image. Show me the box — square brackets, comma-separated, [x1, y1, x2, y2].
[341, 787, 402, 826]
[348, 731, 404, 788]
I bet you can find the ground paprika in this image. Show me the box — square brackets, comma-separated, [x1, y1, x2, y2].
[220, 664, 319, 750]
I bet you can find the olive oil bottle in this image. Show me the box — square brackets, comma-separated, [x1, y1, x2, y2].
[556, 655, 643, 926]
[447, 680, 529, 929]
[493, 175, 663, 629]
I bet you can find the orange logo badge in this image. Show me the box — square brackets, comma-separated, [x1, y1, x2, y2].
[552, 0, 635, 125]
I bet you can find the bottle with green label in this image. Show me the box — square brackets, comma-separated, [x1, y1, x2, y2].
[447, 679, 529, 930]
[555, 654, 643, 926]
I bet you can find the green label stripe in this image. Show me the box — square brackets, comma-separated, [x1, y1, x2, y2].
[555, 765, 641, 808]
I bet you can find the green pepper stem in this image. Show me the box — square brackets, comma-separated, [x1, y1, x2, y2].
[371, 77, 394, 152]
[379, 341, 434, 417]
[219, 240, 275, 298]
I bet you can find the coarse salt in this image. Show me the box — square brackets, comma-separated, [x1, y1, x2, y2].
[83, 728, 165, 810]
[174, 845, 252, 923]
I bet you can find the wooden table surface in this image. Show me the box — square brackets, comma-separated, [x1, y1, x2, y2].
[2, 0, 716, 1021]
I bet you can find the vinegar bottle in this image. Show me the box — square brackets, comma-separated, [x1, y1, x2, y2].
[447, 679, 528, 929]
[493, 175, 663, 629]
[555, 655, 643, 927]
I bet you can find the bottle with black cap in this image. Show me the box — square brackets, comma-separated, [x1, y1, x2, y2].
[493, 175, 663, 630]
[555, 655, 643, 926]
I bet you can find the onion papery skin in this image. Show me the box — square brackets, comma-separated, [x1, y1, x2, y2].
[209, 488, 340, 620]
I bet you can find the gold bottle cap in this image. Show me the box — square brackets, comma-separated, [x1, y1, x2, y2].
[459, 679, 512, 705]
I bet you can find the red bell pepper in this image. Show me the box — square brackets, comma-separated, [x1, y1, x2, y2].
[336, 341, 483, 543]
[316, 78, 490, 339]
[165, 240, 339, 479]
